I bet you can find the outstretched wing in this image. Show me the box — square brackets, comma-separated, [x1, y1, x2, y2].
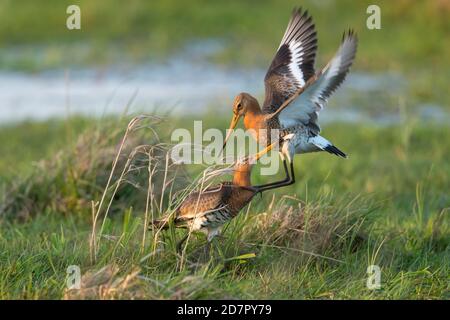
[275, 30, 358, 134]
[262, 8, 317, 114]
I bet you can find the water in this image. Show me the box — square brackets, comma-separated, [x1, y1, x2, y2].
[0, 62, 265, 123]
[0, 42, 447, 125]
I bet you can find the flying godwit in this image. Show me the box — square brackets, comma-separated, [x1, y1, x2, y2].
[150, 145, 276, 251]
[222, 8, 357, 188]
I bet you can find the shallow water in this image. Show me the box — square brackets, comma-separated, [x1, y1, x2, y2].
[0, 43, 447, 125]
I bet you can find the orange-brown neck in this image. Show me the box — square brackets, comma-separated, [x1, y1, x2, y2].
[232, 163, 253, 187]
[243, 103, 265, 132]
[229, 163, 256, 215]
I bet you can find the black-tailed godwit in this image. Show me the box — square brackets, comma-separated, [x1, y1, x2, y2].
[222, 8, 357, 189]
[150, 145, 277, 251]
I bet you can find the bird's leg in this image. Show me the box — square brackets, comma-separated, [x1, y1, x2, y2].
[203, 230, 218, 259]
[214, 234, 228, 241]
[176, 234, 189, 254]
[257, 160, 296, 192]
[212, 236, 226, 259]
[253, 138, 293, 190]
[288, 160, 295, 185]
[256, 160, 294, 191]
[254, 159, 290, 190]
[252, 139, 296, 192]
[203, 240, 212, 259]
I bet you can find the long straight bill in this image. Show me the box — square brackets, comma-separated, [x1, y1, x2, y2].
[221, 113, 241, 152]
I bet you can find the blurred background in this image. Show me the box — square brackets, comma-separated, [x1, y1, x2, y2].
[0, 0, 449, 121]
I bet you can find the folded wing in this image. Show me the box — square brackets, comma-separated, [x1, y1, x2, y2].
[176, 183, 232, 221]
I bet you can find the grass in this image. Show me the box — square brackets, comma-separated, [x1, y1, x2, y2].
[0, 114, 448, 299]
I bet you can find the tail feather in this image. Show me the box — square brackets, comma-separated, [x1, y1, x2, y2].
[324, 144, 347, 158]
[310, 135, 347, 158]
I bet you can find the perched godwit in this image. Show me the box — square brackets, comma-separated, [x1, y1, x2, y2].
[150, 145, 276, 251]
[222, 8, 357, 188]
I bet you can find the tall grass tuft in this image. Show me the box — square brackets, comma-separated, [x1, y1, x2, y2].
[0, 115, 190, 222]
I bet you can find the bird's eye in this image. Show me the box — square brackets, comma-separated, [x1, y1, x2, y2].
[237, 103, 242, 110]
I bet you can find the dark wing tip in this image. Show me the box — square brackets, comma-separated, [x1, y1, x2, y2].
[342, 29, 358, 43]
[302, 9, 309, 19]
[291, 6, 312, 21]
[339, 29, 358, 62]
[292, 6, 303, 15]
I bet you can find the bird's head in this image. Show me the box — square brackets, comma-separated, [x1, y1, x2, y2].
[222, 93, 260, 151]
[232, 92, 258, 117]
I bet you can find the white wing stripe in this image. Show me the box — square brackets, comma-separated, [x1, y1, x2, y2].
[277, 32, 357, 132]
[288, 41, 306, 87]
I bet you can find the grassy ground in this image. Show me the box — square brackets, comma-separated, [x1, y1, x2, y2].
[0, 115, 448, 299]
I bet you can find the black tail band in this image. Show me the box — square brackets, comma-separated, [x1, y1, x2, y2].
[324, 145, 347, 158]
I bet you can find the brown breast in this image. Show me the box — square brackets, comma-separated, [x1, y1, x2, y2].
[228, 187, 256, 216]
